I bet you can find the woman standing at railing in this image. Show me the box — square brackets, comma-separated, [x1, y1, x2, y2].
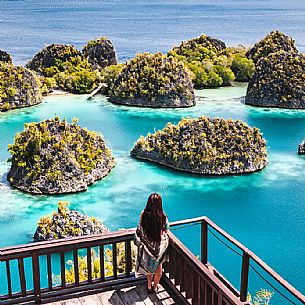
[134, 193, 169, 292]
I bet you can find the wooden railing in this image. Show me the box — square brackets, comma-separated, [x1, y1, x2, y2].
[170, 216, 305, 305]
[0, 229, 138, 305]
[163, 230, 244, 305]
[0, 217, 304, 305]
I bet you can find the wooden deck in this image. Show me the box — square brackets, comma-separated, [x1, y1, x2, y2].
[45, 284, 177, 305]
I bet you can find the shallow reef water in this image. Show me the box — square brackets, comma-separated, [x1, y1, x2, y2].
[0, 84, 305, 302]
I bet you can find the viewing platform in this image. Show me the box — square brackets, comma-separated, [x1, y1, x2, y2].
[1, 217, 304, 305]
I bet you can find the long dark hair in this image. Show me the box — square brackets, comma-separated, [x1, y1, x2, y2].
[141, 193, 167, 243]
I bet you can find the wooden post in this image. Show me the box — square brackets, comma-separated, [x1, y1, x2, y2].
[240, 251, 250, 302]
[32, 252, 41, 304]
[201, 220, 208, 264]
[125, 240, 132, 276]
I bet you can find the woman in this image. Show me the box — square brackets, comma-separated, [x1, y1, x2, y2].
[134, 193, 169, 292]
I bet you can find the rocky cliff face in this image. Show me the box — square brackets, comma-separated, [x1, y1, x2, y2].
[8, 117, 115, 194]
[82, 37, 118, 69]
[34, 201, 108, 241]
[0, 63, 42, 111]
[246, 31, 298, 64]
[245, 51, 305, 108]
[0, 50, 12, 63]
[26, 44, 81, 75]
[131, 116, 268, 175]
[109, 52, 195, 108]
[298, 141, 305, 155]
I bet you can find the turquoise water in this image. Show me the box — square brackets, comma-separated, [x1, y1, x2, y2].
[0, 84, 305, 303]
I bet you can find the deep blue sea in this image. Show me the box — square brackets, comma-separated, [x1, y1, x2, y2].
[0, 1, 305, 304]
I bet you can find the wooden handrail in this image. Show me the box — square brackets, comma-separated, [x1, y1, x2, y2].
[167, 231, 244, 305]
[170, 216, 305, 304]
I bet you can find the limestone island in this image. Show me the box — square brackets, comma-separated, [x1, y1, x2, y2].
[298, 141, 305, 155]
[7, 117, 115, 194]
[34, 201, 108, 241]
[168, 34, 255, 88]
[246, 51, 305, 108]
[0, 62, 42, 112]
[109, 52, 195, 108]
[131, 116, 268, 175]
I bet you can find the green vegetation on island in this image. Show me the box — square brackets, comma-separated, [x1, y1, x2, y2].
[0, 62, 42, 111]
[34, 201, 109, 241]
[168, 34, 255, 88]
[26, 38, 118, 94]
[131, 116, 268, 175]
[27, 44, 100, 94]
[7, 116, 115, 194]
[109, 52, 195, 108]
[246, 30, 298, 64]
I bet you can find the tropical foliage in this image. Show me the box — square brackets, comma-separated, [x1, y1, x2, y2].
[246, 30, 298, 64]
[110, 52, 195, 107]
[131, 116, 268, 175]
[27, 44, 101, 94]
[0, 62, 41, 111]
[7, 116, 115, 194]
[246, 51, 305, 107]
[168, 34, 255, 88]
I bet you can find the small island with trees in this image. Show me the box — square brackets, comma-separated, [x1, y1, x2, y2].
[131, 116, 268, 175]
[34, 201, 109, 241]
[7, 116, 115, 194]
[109, 52, 195, 108]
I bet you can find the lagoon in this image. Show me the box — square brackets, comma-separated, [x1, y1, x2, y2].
[0, 84, 305, 302]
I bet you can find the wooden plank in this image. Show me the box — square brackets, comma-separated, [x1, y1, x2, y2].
[60, 252, 66, 288]
[6, 260, 12, 297]
[185, 263, 192, 299]
[192, 271, 199, 305]
[18, 257, 26, 296]
[112, 243, 117, 279]
[79, 294, 102, 305]
[32, 252, 41, 304]
[99, 245, 105, 281]
[60, 298, 82, 305]
[97, 290, 124, 305]
[125, 240, 132, 276]
[136, 285, 163, 305]
[175, 252, 181, 287]
[73, 249, 79, 286]
[87, 248, 92, 283]
[168, 245, 175, 280]
[47, 254, 53, 290]
[155, 286, 175, 305]
[116, 286, 144, 305]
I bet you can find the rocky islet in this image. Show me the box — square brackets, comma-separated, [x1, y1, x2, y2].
[109, 52, 195, 108]
[7, 117, 115, 194]
[131, 116, 268, 175]
[34, 201, 109, 241]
